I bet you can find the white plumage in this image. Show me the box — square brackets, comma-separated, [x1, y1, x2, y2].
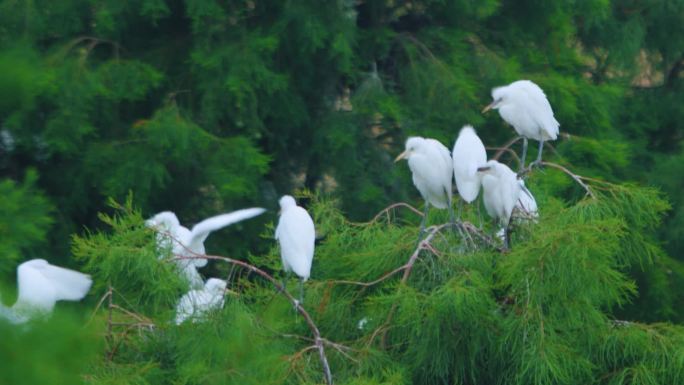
[478, 160, 520, 224]
[146, 208, 266, 288]
[0, 259, 92, 323]
[515, 180, 538, 221]
[395, 137, 453, 209]
[483, 80, 559, 167]
[275, 196, 315, 282]
[452, 125, 487, 203]
[478, 160, 521, 248]
[175, 278, 227, 325]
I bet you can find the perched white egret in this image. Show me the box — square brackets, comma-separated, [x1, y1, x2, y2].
[146, 208, 266, 288]
[175, 278, 227, 325]
[452, 125, 487, 220]
[275, 195, 315, 303]
[395, 136, 454, 231]
[0, 259, 92, 324]
[477, 160, 521, 249]
[482, 80, 559, 169]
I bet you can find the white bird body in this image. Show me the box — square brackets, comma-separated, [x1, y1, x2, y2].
[146, 208, 266, 288]
[0, 259, 92, 323]
[478, 160, 520, 227]
[275, 196, 315, 281]
[396, 137, 453, 209]
[515, 180, 538, 220]
[452, 125, 487, 203]
[489, 80, 559, 141]
[175, 278, 227, 325]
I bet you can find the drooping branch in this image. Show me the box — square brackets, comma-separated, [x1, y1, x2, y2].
[363, 202, 424, 225]
[369, 223, 449, 348]
[520, 161, 596, 199]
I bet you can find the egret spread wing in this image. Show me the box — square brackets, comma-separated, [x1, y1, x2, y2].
[16, 259, 92, 312]
[189, 208, 266, 249]
[34, 262, 92, 301]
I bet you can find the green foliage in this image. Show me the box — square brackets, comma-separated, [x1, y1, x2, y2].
[0, 312, 101, 385]
[72, 197, 186, 317]
[1, 0, 684, 384]
[0, 170, 53, 274]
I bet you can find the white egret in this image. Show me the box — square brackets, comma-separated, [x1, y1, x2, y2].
[395, 136, 454, 232]
[477, 160, 521, 249]
[175, 278, 227, 325]
[0, 259, 92, 324]
[275, 195, 315, 303]
[452, 125, 487, 221]
[146, 208, 266, 288]
[482, 80, 559, 169]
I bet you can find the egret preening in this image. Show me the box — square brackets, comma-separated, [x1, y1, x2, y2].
[0, 259, 92, 324]
[452, 125, 487, 222]
[477, 160, 521, 249]
[395, 136, 454, 233]
[275, 195, 315, 303]
[175, 278, 227, 325]
[482, 80, 559, 170]
[146, 208, 266, 288]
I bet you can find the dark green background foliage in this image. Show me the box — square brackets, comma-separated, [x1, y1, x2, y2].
[1, 0, 683, 384]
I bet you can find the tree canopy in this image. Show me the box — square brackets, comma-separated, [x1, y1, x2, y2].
[1, 0, 683, 384]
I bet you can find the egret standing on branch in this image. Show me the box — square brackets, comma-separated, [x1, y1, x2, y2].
[477, 160, 521, 250]
[395, 137, 454, 233]
[0, 259, 92, 324]
[146, 208, 266, 288]
[452, 125, 487, 221]
[275, 195, 315, 303]
[482, 80, 559, 170]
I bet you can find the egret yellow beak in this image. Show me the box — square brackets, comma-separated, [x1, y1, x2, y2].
[481, 102, 495, 114]
[394, 150, 409, 162]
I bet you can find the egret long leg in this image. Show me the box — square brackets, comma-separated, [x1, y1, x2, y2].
[448, 195, 456, 229]
[534, 140, 544, 165]
[476, 198, 483, 229]
[418, 201, 429, 242]
[520, 137, 529, 171]
[503, 218, 512, 250]
[298, 280, 304, 304]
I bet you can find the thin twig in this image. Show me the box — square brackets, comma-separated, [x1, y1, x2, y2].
[373, 224, 449, 347]
[364, 202, 424, 225]
[522, 161, 596, 199]
[492, 136, 523, 162]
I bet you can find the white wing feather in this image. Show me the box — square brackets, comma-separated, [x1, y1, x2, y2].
[189, 208, 266, 249]
[175, 288, 225, 325]
[276, 206, 315, 280]
[15, 259, 92, 313]
[452, 126, 487, 203]
[513, 80, 559, 140]
[408, 151, 451, 209]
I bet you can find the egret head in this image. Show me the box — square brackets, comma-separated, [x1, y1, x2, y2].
[394, 136, 425, 162]
[279, 195, 297, 212]
[476, 159, 501, 175]
[205, 278, 227, 293]
[146, 211, 180, 231]
[482, 86, 509, 113]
